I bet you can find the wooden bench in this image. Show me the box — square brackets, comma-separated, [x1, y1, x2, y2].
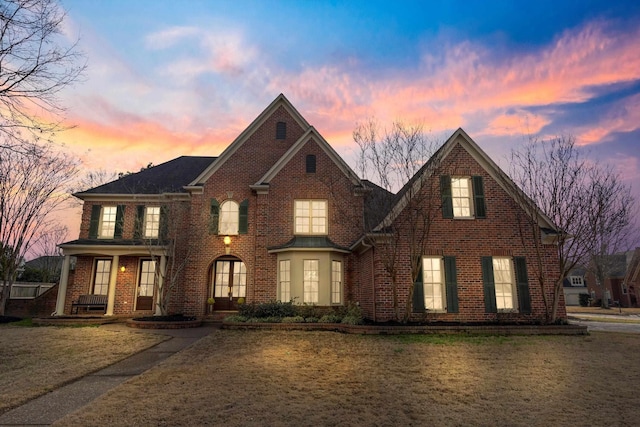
[72, 294, 108, 314]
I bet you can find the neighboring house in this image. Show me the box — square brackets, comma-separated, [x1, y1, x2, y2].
[585, 251, 638, 307]
[623, 248, 640, 307]
[563, 267, 588, 306]
[54, 94, 565, 323]
[19, 256, 64, 283]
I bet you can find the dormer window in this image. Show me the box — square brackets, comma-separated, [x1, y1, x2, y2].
[276, 121, 286, 139]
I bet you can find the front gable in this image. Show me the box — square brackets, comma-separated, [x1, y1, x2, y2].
[189, 94, 311, 188]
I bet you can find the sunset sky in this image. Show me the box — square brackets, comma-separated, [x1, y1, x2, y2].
[55, 0, 640, 238]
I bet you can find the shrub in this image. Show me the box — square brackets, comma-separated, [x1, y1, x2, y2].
[282, 316, 305, 323]
[263, 316, 282, 323]
[341, 315, 363, 325]
[304, 317, 319, 323]
[579, 293, 590, 307]
[239, 300, 297, 319]
[296, 304, 325, 319]
[224, 315, 247, 323]
[319, 313, 342, 323]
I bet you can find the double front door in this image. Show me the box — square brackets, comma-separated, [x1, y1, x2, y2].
[212, 258, 246, 311]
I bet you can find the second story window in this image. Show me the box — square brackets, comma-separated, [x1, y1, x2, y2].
[144, 207, 161, 238]
[441, 175, 486, 219]
[295, 200, 327, 234]
[99, 206, 117, 238]
[306, 154, 316, 173]
[219, 200, 239, 235]
[89, 204, 125, 239]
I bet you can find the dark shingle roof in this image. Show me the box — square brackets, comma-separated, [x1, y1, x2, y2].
[77, 156, 216, 195]
[362, 179, 396, 231]
[267, 236, 350, 252]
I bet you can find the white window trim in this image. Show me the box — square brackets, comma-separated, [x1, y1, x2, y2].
[144, 207, 161, 239]
[93, 258, 112, 295]
[303, 259, 319, 303]
[493, 257, 518, 312]
[98, 206, 117, 239]
[294, 200, 328, 235]
[219, 200, 240, 235]
[137, 259, 156, 300]
[451, 176, 474, 219]
[331, 260, 342, 305]
[279, 260, 291, 302]
[423, 256, 446, 312]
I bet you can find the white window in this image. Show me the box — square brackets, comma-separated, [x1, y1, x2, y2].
[295, 200, 327, 234]
[99, 206, 117, 238]
[144, 207, 160, 238]
[423, 257, 445, 310]
[570, 276, 584, 287]
[451, 177, 472, 217]
[138, 260, 156, 297]
[303, 259, 319, 303]
[219, 201, 239, 235]
[493, 257, 516, 310]
[93, 259, 111, 295]
[279, 260, 291, 302]
[331, 260, 342, 304]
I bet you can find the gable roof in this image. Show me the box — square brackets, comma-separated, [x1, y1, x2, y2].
[75, 156, 216, 199]
[189, 94, 311, 186]
[373, 128, 558, 233]
[252, 127, 362, 188]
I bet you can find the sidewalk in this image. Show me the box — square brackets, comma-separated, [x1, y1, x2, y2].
[0, 323, 218, 427]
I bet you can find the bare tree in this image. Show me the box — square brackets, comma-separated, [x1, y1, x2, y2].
[22, 224, 67, 282]
[584, 166, 635, 308]
[509, 135, 636, 321]
[0, 0, 85, 149]
[137, 200, 191, 317]
[354, 119, 443, 322]
[0, 139, 78, 315]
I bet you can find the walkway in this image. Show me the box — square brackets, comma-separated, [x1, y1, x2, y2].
[0, 323, 218, 427]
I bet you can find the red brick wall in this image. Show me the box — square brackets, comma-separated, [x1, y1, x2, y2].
[369, 139, 564, 323]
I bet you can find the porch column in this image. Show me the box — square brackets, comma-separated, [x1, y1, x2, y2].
[53, 255, 71, 316]
[106, 255, 119, 316]
[154, 255, 166, 316]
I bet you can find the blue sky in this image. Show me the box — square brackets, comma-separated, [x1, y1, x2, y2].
[57, 0, 640, 228]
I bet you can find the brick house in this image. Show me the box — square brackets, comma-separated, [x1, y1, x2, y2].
[585, 249, 640, 308]
[54, 94, 566, 323]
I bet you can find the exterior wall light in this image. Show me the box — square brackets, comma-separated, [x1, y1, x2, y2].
[223, 236, 231, 254]
[120, 266, 126, 273]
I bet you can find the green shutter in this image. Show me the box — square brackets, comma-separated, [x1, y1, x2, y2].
[114, 205, 125, 239]
[134, 205, 144, 239]
[482, 256, 497, 313]
[444, 256, 459, 313]
[89, 205, 101, 239]
[159, 205, 169, 241]
[472, 176, 486, 219]
[441, 175, 453, 218]
[412, 262, 425, 313]
[239, 199, 249, 234]
[209, 199, 220, 235]
[514, 257, 532, 314]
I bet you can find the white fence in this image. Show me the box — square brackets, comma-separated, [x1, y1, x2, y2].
[1, 282, 56, 299]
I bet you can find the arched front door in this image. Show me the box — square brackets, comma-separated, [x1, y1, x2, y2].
[211, 257, 246, 311]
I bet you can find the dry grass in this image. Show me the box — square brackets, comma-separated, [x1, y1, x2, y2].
[0, 325, 166, 414]
[55, 330, 640, 427]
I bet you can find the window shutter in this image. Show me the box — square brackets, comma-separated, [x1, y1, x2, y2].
[209, 199, 220, 235]
[159, 205, 169, 241]
[134, 205, 144, 239]
[444, 256, 459, 313]
[440, 175, 453, 218]
[472, 176, 486, 219]
[514, 257, 532, 314]
[482, 256, 497, 313]
[412, 263, 425, 313]
[239, 199, 249, 234]
[89, 205, 101, 239]
[114, 205, 126, 239]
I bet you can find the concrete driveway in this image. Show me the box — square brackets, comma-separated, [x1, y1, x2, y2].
[568, 313, 640, 334]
